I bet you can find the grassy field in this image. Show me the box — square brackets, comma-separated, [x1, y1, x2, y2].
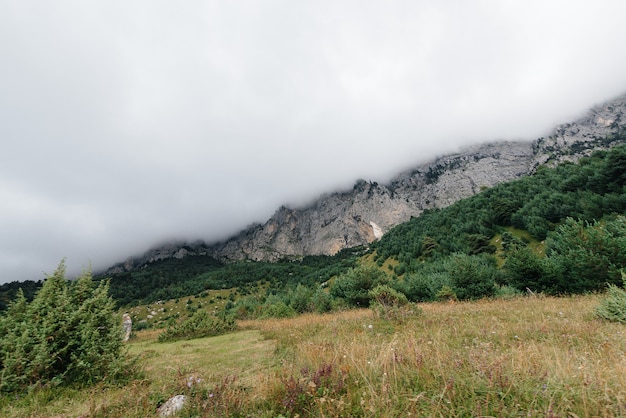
[1, 294, 624, 417]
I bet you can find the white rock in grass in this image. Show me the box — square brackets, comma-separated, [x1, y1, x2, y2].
[158, 395, 187, 417]
[121, 313, 132, 342]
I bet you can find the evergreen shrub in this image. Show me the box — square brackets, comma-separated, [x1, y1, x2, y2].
[594, 277, 626, 323]
[0, 262, 133, 393]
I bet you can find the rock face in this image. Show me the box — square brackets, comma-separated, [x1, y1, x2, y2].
[104, 93, 626, 273]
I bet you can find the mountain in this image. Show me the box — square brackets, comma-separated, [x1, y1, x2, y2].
[104, 93, 626, 274]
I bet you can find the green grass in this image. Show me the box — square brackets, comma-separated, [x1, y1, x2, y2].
[492, 226, 546, 267]
[130, 329, 275, 380]
[2, 294, 625, 417]
[123, 288, 236, 330]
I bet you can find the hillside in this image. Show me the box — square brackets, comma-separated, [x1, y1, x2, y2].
[105, 92, 626, 274]
[85, 136, 626, 310]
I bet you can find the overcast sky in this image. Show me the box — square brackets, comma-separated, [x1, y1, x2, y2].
[2, 1, 626, 284]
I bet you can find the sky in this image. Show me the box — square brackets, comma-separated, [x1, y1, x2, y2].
[2, 1, 626, 284]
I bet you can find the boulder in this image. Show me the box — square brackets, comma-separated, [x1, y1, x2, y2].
[157, 395, 187, 417]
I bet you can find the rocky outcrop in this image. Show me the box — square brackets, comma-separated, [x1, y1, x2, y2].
[388, 141, 535, 211]
[532, 95, 626, 167]
[211, 180, 421, 262]
[104, 93, 626, 274]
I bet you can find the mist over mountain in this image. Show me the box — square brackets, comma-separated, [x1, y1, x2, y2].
[3, 2, 626, 284]
[104, 92, 626, 274]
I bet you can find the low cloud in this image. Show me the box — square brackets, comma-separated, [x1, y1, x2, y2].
[1, 1, 626, 282]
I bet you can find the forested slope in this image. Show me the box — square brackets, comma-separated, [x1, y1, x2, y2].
[2, 140, 625, 312]
[371, 142, 626, 299]
[110, 143, 626, 313]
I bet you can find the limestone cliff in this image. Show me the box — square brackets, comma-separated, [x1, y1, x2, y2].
[105, 93, 626, 274]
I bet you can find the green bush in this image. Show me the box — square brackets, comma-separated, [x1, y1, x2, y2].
[368, 284, 413, 320]
[504, 246, 548, 292]
[435, 285, 458, 302]
[287, 284, 314, 313]
[545, 216, 626, 294]
[158, 309, 236, 342]
[330, 266, 388, 307]
[310, 287, 333, 313]
[0, 262, 133, 393]
[494, 285, 524, 299]
[594, 277, 626, 323]
[260, 300, 296, 319]
[446, 254, 497, 300]
[399, 272, 451, 302]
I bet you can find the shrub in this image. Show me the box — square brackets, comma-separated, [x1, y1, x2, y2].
[0, 262, 132, 393]
[504, 246, 548, 292]
[368, 284, 419, 321]
[446, 254, 497, 300]
[229, 296, 263, 320]
[330, 266, 388, 307]
[158, 309, 236, 342]
[399, 272, 451, 302]
[310, 287, 333, 313]
[594, 277, 626, 323]
[288, 284, 314, 314]
[494, 285, 524, 299]
[545, 216, 626, 294]
[369, 284, 407, 309]
[260, 301, 296, 319]
[435, 285, 458, 302]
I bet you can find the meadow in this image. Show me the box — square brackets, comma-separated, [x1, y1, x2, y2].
[1, 293, 624, 417]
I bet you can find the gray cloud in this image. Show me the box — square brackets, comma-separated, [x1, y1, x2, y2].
[2, 0, 626, 283]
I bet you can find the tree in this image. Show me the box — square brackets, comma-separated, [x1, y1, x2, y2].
[446, 254, 497, 300]
[503, 246, 547, 292]
[330, 266, 388, 307]
[545, 216, 626, 294]
[0, 261, 132, 393]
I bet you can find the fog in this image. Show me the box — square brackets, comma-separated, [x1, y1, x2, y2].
[2, 1, 626, 283]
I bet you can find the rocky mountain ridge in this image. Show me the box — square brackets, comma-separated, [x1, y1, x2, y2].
[105, 93, 626, 274]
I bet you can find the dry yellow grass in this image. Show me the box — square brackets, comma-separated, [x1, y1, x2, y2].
[2, 294, 624, 417]
[243, 295, 625, 417]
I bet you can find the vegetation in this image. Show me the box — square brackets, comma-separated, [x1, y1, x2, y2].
[594, 274, 626, 323]
[372, 145, 626, 299]
[0, 262, 133, 394]
[157, 308, 237, 342]
[2, 295, 624, 417]
[0, 279, 41, 311]
[98, 247, 363, 308]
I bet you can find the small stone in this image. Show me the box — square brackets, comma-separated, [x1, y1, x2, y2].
[157, 395, 187, 417]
